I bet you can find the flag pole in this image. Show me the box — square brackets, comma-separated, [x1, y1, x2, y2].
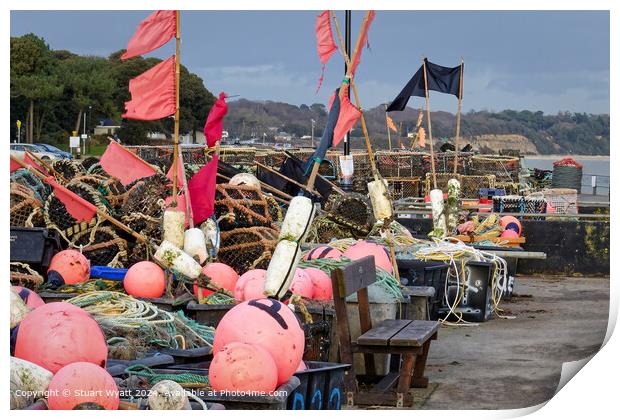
[384, 103, 392, 150]
[453, 57, 464, 175]
[171, 9, 181, 206]
[24, 149, 67, 182]
[422, 57, 437, 189]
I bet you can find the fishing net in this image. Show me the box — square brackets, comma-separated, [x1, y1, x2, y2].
[425, 173, 462, 196]
[214, 183, 273, 231]
[10, 183, 44, 228]
[434, 152, 473, 174]
[81, 156, 100, 172]
[327, 193, 375, 236]
[10, 169, 51, 202]
[385, 177, 422, 200]
[10, 262, 44, 289]
[52, 159, 86, 182]
[217, 226, 279, 274]
[122, 174, 171, 219]
[376, 151, 431, 178]
[219, 147, 256, 168]
[306, 215, 358, 244]
[122, 213, 162, 265]
[469, 155, 520, 183]
[72, 226, 128, 267]
[460, 175, 496, 198]
[67, 175, 126, 213]
[264, 194, 283, 224]
[86, 162, 109, 176]
[255, 151, 286, 168]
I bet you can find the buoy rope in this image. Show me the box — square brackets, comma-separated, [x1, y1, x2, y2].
[125, 365, 211, 389]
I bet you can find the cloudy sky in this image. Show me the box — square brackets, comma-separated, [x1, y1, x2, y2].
[10, 10, 610, 114]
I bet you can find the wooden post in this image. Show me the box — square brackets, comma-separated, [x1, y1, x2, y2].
[453, 58, 464, 175]
[24, 150, 67, 183]
[384, 103, 392, 150]
[422, 58, 437, 189]
[171, 10, 181, 206]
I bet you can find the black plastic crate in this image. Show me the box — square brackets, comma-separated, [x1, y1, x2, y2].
[10, 227, 62, 272]
[442, 261, 494, 322]
[287, 361, 350, 410]
[396, 257, 449, 320]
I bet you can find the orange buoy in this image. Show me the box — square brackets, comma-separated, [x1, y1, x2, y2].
[194, 263, 239, 300]
[233, 269, 267, 302]
[47, 250, 90, 287]
[48, 362, 119, 410]
[12, 286, 45, 309]
[304, 268, 333, 301]
[303, 245, 342, 261]
[123, 261, 166, 299]
[289, 269, 313, 299]
[500, 215, 522, 236]
[501, 229, 519, 239]
[213, 298, 304, 386]
[209, 342, 278, 393]
[343, 241, 392, 273]
[14, 302, 107, 374]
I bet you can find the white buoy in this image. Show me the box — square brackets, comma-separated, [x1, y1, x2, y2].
[148, 380, 191, 410]
[154, 240, 202, 279]
[430, 189, 447, 237]
[10, 357, 53, 409]
[264, 240, 301, 299]
[279, 196, 315, 242]
[368, 179, 393, 220]
[200, 218, 220, 258]
[446, 179, 461, 235]
[163, 209, 186, 249]
[183, 228, 208, 264]
[10, 289, 28, 329]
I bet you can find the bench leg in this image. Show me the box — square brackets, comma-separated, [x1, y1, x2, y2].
[395, 353, 416, 408]
[412, 339, 432, 388]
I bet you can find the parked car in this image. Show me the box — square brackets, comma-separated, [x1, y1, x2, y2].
[10, 143, 60, 162]
[35, 143, 72, 159]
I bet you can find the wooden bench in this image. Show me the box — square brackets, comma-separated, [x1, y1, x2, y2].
[331, 256, 440, 407]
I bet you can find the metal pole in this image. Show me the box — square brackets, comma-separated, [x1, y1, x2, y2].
[453, 58, 464, 174]
[343, 10, 352, 156]
[171, 10, 181, 205]
[422, 58, 437, 189]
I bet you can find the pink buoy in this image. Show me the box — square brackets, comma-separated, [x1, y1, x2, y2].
[303, 245, 343, 261]
[501, 229, 519, 239]
[123, 261, 166, 299]
[48, 362, 119, 410]
[194, 263, 239, 300]
[289, 269, 314, 299]
[233, 269, 267, 302]
[304, 268, 333, 301]
[296, 360, 307, 372]
[47, 250, 90, 286]
[343, 241, 393, 273]
[209, 342, 278, 393]
[500, 215, 522, 236]
[11, 286, 45, 309]
[14, 302, 108, 374]
[213, 298, 304, 386]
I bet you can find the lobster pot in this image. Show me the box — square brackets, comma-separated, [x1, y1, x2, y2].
[10, 357, 54, 409]
[425, 173, 462, 197]
[543, 188, 578, 214]
[218, 227, 279, 274]
[264, 240, 301, 299]
[493, 195, 524, 213]
[163, 209, 186, 249]
[524, 196, 547, 214]
[154, 240, 202, 279]
[184, 228, 208, 264]
[460, 175, 496, 198]
[430, 189, 447, 236]
[279, 196, 315, 242]
[368, 179, 393, 220]
[552, 165, 583, 193]
[385, 177, 422, 200]
[327, 193, 375, 236]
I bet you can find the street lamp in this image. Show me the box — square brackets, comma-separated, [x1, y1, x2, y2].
[311, 119, 316, 147]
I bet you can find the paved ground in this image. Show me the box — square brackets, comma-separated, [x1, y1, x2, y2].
[410, 275, 609, 409]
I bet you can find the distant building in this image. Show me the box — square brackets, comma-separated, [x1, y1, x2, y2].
[93, 119, 120, 136]
[275, 132, 292, 142]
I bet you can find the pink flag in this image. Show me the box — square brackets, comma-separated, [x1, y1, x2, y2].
[121, 10, 177, 60]
[123, 56, 176, 121]
[100, 141, 157, 186]
[188, 155, 219, 225]
[204, 92, 228, 147]
[332, 86, 361, 147]
[350, 11, 376, 76]
[47, 178, 97, 223]
[315, 10, 338, 92]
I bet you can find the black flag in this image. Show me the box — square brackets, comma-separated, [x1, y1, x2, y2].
[386, 59, 462, 112]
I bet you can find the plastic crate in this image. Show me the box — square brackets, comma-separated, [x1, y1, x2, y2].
[396, 258, 449, 320]
[287, 361, 350, 410]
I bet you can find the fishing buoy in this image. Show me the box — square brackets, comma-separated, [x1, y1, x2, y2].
[47, 362, 119, 410]
[500, 215, 522, 236]
[446, 179, 461, 235]
[194, 263, 239, 300]
[264, 240, 301, 299]
[233, 269, 267, 302]
[343, 241, 393, 274]
[12, 286, 45, 309]
[279, 196, 315, 242]
[154, 240, 202, 279]
[367, 178, 393, 220]
[209, 342, 278, 393]
[163, 209, 186, 249]
[47, 249, 90, 287]
[123, 261, 166, 299]
[10, 357, 53, 409]
[430, 189, 447, 237]
[296, 360, 307, 372]
[184, 228, 208, 265]
[303, 245, 343, 261]
[200, 218, 220, 257]
[14, 302, 107, 373]
[304, 267, 333, 301]
[213, 298, 304, 385]
[501, 229, 520, 239]
[10, 288, 29, 329]
[229, 173, 261, 190]
[289, 269, 314, 299]
[148, 380, 191, 410]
